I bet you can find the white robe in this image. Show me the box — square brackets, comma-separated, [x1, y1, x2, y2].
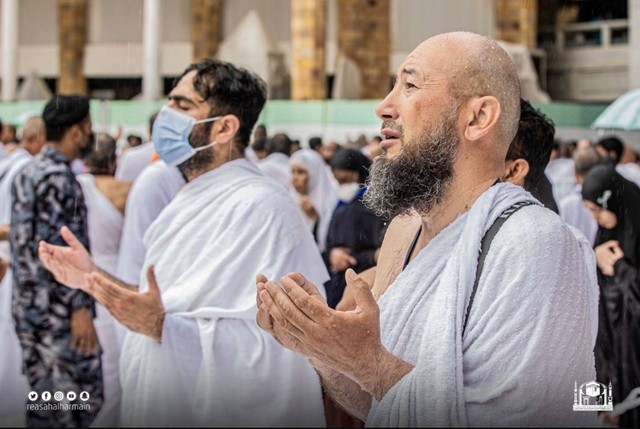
[244, 146, 260, 165]
[545, 158, 577, 204]
[289, 150, 339, 252]
[0, 148, 32, 229]
[616, 162, 640, 188]
[258, 153, 291, 189]
[114, 141, 156, 182]
[0, 148, 31, 419]
[116, 161, 185, 285]
[558, 185, 598, 247]
[367, 183, 599, 427]
[76, 174, 125, 427]
[119, 159, 328, 427]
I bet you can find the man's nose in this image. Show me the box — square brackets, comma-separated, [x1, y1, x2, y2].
[375, 92, 399, 121]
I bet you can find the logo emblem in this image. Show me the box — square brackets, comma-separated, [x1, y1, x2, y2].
[42, 391, 51, 401]
[67, 391, 77, 401]
[28, 391, 38, 401]
[80, 391, 90, 401]
[597, 190, 613, 210]
[573, 380, 613, 411]
[54, 391, 64, 401]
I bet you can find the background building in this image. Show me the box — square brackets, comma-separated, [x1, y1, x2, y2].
[0, 0, 639, 146]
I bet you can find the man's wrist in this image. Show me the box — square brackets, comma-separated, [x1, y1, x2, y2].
[152, 311, 166, 343]
[357, 347, 413, 400]
[309, 357, 334, 375]
[71, 306, 89, 317]
[69, 290, 95, 315]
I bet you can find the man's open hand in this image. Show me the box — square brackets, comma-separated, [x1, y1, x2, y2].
[71, 307, 99, 356]
[86, 265, 165, 342]
[39, 226, 96, 290]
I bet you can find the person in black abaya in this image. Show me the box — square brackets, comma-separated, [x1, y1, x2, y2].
[323, 149, 387, 310]
[582, 164, 640, 427]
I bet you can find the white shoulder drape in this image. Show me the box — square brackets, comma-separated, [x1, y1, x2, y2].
[368, 183, 598, 427]
[120, 159, 328, 427]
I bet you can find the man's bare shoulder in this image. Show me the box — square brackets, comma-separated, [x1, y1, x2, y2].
[373, 211, 421, 298]
[383, 212, 422, 251]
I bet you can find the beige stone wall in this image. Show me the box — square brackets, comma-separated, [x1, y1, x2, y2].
[57, 0, 87, 94]
[495, 0, 537, 49]
[337, 0, 390, 99]
[191, 0, 223, 61]
[290, 0, 326, 100]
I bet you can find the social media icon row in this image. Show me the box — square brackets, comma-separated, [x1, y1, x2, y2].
[28, 391, 90, 401]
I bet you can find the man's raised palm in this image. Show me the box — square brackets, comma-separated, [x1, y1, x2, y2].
[38, 226, 96, 290]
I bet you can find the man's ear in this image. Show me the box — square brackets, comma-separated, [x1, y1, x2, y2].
[69, 123, 85, 144]
[501, 158, 529, 187]
[209, 115, 240, 146]
[463, 96, 501, 142]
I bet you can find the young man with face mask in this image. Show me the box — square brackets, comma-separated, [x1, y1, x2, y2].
[39, 60, 328, 427]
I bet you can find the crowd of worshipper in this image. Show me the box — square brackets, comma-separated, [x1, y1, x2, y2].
[0, 32, 639, 428]
[0, 97, 388, 427]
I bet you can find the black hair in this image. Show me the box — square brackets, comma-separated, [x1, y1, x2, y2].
[175, 59, 267, 150]
[597, 136, 624, 165]
[506, 99, 556, 190]
[267, 133, 293, 156]
[251, 137, 267, 152]
[309, 137, 322, 151]
[127, 134, 143, 148]
[331, 148, 371, 183]
[149, 111, 159, 138]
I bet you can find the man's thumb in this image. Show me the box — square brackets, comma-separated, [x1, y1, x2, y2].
[146, 265, 160, 295]
[61, 226, 82, 249]
[346, 269, 376, 311]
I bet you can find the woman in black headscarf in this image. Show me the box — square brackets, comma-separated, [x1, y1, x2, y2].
[323, 149, 387, 309]
[582, 164, 640, 427]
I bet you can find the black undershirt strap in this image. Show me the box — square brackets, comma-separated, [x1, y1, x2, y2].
[402, 224, 423, 272]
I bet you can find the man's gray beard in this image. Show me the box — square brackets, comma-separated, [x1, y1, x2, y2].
[178, 125, 215, 180]
[363, 118, 459, 220]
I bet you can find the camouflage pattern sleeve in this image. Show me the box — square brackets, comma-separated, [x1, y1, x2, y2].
[35, 172, 95, 316]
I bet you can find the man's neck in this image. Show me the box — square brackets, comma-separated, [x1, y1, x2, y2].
[46, 142, 76, 161]
[17, 142, 37, 157]
[183, 152, 245, 182]
[418, 176, 498, 243]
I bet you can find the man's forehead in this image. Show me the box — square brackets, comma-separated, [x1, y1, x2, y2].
[395, 58, 441, 85]
[396, 42, 447, 79]
[169, 70, 203, 100]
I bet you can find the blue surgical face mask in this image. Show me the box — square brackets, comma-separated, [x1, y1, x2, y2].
[152, 105, 222, 166]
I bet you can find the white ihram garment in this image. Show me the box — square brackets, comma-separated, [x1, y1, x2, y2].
[367, 183, 599, 427]
[258, 153, 291, 189]
[115, 161, 185, 286]
[114, 141, 156, 182]
[0, 149, 31, 419]
[289, 149, 338, 253]
[119, 159, 328, 427]
[77, 174, 125, 427]
[558, 184, 598, 247]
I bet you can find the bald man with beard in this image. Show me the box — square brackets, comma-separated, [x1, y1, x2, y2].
[256, 32, 598, 427]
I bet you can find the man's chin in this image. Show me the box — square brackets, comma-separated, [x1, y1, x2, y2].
[379, 148, 402, 161]
[379, 142, 403, 159]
